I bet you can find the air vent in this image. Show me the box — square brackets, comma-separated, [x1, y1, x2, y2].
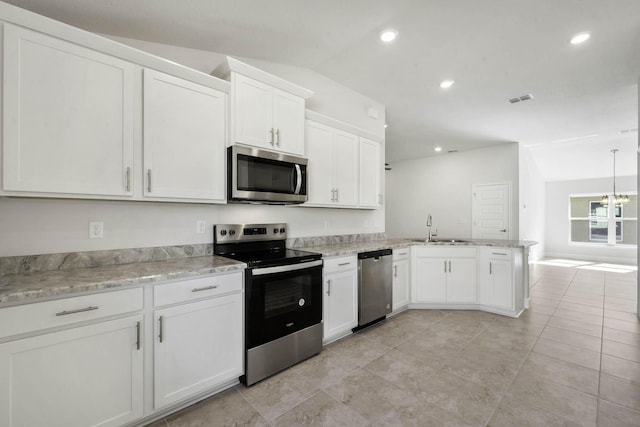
[620, 128, 638, 134]
[447, 150, 459, 153]
[508, 93, 534, 104]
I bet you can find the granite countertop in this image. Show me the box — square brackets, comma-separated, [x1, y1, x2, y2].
[0, 256, 246, 305]
[298, 238, 537, 258]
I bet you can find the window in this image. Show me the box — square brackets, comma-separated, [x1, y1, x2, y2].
[569, 194, 637, 245]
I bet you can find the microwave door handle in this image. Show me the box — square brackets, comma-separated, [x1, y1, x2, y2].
[294, 164, 302, 195]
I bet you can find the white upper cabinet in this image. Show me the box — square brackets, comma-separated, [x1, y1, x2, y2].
[143, 69, 226, 202]
[359, 137, 383, 208]
[2, 23, 134, 197]
[214, 57, 312, 156]
[305, 120, 359, 207]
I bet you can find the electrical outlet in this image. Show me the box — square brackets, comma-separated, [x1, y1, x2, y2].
[89, 221, 103, 239]
[196, 220, 206, 234]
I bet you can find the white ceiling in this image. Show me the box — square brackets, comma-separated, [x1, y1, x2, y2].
[4, 0, 640, 179]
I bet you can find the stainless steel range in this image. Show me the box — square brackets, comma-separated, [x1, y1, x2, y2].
[214, 223, 323, 386]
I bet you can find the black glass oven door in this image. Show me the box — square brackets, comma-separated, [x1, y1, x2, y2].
[246, 262, 322, 349]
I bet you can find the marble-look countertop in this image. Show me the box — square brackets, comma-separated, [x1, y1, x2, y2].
[299, 238, 537, 258]
[0, 256, 246, 306]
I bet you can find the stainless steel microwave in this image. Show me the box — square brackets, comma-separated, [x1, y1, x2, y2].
[227, 145, 308, 204]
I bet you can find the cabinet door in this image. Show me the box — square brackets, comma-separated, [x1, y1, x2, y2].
[3, 24, 134, 197]
[413, 257, 448, 303]
[392, 258, 410, 310]
[447, 258, 477, 303]
[359, 137, 382, 208]
[323, 269, 357, 342]
[305, 120, 334, 205]
[143, 69, 226, 201]
[484, 257, 513, 309]
[232, 74, 274, 149]
[332, 129, 359, 206]
[0, 316, 143, 427]
[154, 293, 243, 409]
[273, 89, 305, 155]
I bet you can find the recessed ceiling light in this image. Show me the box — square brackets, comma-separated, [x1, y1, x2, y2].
[384, 123, 388, 128]
[434, 147, 442, 152]
[570, 32, 590, 45]
[440, 80, 454, 89]
[380, 30, 398, 42]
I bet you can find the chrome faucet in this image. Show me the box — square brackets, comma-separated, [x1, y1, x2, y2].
[427, 214, 433, 241]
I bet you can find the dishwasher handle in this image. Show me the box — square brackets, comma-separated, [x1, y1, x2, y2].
[357, 249, 392, 260]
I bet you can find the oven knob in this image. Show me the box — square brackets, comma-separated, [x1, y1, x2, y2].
[273, 228, 279, 234]
[229, 230, 236, 236]
[220, 229, 227, 236]
[280, 227, 286, 233]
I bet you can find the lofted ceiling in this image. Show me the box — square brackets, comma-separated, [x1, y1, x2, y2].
[3, 0, 640, 178]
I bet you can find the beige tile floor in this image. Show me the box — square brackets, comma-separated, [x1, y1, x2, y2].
[149, 260, 640, 426]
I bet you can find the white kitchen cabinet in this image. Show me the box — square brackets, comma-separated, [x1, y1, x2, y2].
[479, 247, 524, 317]
[2, 23, 135, 198]
[306, 120, 359, 207]
[411, 247, 477, 305]
[323, 256, 358, 343]
[143, 69, 227, 202]
[231, 73, 305, 155]
[359, 137, 383, 208]
[0, 315, 143, 427]
[153, 274, 243, 409]
[392, 249, 410, 312]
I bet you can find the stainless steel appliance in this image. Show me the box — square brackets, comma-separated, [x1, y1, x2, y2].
[357, 249, 393, 328]
[227, 145, 308, 204]
[214, 223, 322, 386]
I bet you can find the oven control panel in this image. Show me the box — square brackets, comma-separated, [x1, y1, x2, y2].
[214, 223, 287, 243]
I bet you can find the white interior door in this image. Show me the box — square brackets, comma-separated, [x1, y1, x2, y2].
[472, 183, 511, 239]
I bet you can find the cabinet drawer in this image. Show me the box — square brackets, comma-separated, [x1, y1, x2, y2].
[0, 288, 143, 339]
[414, 247, 477, 258]
[154, 272, 243, 307]
[393, 248, 410, 261]
[323, 255, 357, 273]
[486, 248, 512, 257]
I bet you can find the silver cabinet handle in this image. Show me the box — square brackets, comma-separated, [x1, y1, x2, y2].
[490, 262, 492, 275]
[125, 167, 131, 192]
[326, 279, 331, 296]
[192, 285, 218, 292]
[56, 306, 99, 316]
[444, 260, 447, 273]
[331, 188, 336, 202]
[338, 262, 351, 267]
[136, 321, 141, 350]
[491, 252, 508, 256]
[394, 265, 398, 278]
[158, 315, 164, 343]
[270, 128, 275, 145]
[397, 252, 408, 256]
[294, 164, 302, 195]
[147, 169, 152, 193]
[448, 261, 452, 273]
[499, 229, 507, 232]
[335, 188, 339, 202]
[275, 129, 280, 146]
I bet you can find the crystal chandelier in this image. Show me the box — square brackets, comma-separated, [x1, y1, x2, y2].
[601, 149, 629, 206]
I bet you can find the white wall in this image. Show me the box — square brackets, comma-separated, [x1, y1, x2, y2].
[385, 143, 519, 239]
[0, 37, 386, 257]
[545, 176, 637, 264]
[519, 144, 546, 261]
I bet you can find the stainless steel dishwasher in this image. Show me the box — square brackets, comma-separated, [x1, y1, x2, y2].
[357, 249, 393, 328]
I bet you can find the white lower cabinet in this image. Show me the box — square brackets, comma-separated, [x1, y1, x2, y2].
[392, 249, 410, 312]
[323, 256, 358, 343]
[0, 315, 144, 427]
[153, 273, 243, 410]
[411, 247, 477, 305]
[479, 247, 524, 316]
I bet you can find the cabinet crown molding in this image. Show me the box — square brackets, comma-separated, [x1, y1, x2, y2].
[306, 110, 383, 143]
[212, 56, 313, 99]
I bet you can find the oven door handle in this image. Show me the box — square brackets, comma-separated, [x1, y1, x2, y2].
[251, 260, 323, 276]
[294, 164, 302, 195]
